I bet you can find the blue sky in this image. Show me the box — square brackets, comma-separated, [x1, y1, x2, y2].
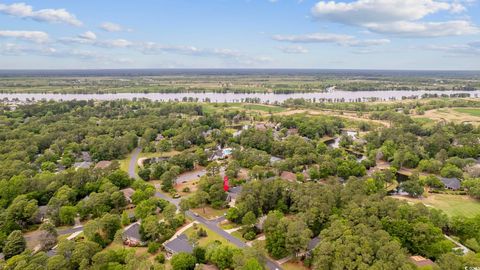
[0, 0, 479, 69]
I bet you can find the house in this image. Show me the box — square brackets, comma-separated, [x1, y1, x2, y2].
[74, 151, 93, 169]
[120, 188, 135, 204]
[155, 134, 164, 141]
[35, 205, 49, 223]
[227, 186, 243, 206]
[409, 256, 435, 268]
[74, 161, 92, 169]
[440, 177, 461, 190]
[270, 156, 283, 164]
[255, 123, 267, 131]
[123, 222, 145, 247]
[308, 237, 321, 252]
[255, 215, 268, 231]
[286, 128, 298, 136]
[164, 234, 194, 256]
[208, 147, 232, 161]
[280, 171, 297, 182]
[94, 160, 112, 170]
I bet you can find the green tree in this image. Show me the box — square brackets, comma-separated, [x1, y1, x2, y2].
[59, 205, 77, 225]
[3, 230, 26, 259]
[38, 221, 58, 251]
[170, 252, 196, 270]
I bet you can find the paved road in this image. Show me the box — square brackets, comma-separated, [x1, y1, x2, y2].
[57, 225, 83, 236]
[155, 192, 281, 270]
[128, 147, 142, 179]
[133, 148, 281, 270]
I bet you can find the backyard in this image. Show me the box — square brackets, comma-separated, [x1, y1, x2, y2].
[392, 194, 480, 218]
[184, 224, 234, 247]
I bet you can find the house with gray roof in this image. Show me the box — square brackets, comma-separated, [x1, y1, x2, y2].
[164, 234, 194, 256]
[440, 177, 461, 190]
[123, 222, 145, 247]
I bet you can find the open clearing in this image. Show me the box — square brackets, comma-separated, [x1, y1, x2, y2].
[391, 194, 480, 218]
[416, 107, 480, 125]
[454, 108, 480, 117]
[190, 207, 226, 220]
[275, 109, 390, 127]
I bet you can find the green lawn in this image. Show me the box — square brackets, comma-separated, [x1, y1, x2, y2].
[243, 104, 286, 113]
[190, 207, 227, 220]
[393, 194, 480, 218]
[118, 152, 134, 173]
[231, 230, 248, 242]
[184, 224, 234, 247]
[454, 108, 480, 117]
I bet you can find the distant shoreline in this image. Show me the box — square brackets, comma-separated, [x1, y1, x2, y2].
[0, 68, 480, 78]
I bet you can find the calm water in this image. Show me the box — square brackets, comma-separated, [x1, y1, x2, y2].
[1, 90, 479, 103]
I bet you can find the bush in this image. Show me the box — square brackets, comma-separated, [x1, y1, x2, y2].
[155, 253, 166, 264]
[197, 228, 207, 238]
[148, 242, 161, 254]
[243, 231, 256, 241]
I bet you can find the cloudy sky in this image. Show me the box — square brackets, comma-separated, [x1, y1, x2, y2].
[0, 0, 479, 69]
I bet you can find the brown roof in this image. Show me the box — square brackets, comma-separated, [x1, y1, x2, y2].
[409, 256, 434, 267]
[280, 171, 297, 182]
[94, 160, 112, 169]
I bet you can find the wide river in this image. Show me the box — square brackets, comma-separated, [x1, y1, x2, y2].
[1, 90, 480, 103]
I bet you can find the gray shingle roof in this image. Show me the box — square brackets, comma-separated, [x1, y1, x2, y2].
[123, 222, 142, 241]
[440, 177, 461, 190]
[164, 234, 194, 254]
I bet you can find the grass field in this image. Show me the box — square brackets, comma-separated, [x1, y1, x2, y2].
[282, 260, 310, 270]
[417, 107, 480, 125]
[392, 194, 480, 217]
[243, 104, 286, 113]
[184, 224, 234, 247]
[190, 207, 226, 220]
[231, 230, 248, 242]
[118, 151, 134, 173]
[454, 108, 480, 117]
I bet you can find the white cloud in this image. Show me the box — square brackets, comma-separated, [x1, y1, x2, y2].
[78, 31, 97, 41]
[272, 32, 390, 46]
[0, 2, 82, 26]
[365, 20, 479, 37]
[311, 0, 478, 37]
[60, 34, 133, 48]
[425, 42, 480, 56]
[278, 45, 309, 54]
[0, 30, 49, 43]
[140, 42, 242, 57]
[100, 22, 131, 32]
[97, 39, 133, 48]
[312, 0, 455, 25]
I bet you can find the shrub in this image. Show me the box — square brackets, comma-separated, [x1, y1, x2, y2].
[148, 242, 161, 254]
[243, 231, 256, 241]
[155, 253, 166, 264]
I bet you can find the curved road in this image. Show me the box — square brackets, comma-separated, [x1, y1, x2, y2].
[129, 148, 281, 270]
[128, 147, 142, 179]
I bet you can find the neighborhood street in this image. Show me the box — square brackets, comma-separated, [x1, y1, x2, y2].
[132, 148, 282, 270]
[128, 147, 142, 179]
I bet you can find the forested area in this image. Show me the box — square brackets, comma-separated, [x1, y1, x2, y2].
[1, 99, 480, 269]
